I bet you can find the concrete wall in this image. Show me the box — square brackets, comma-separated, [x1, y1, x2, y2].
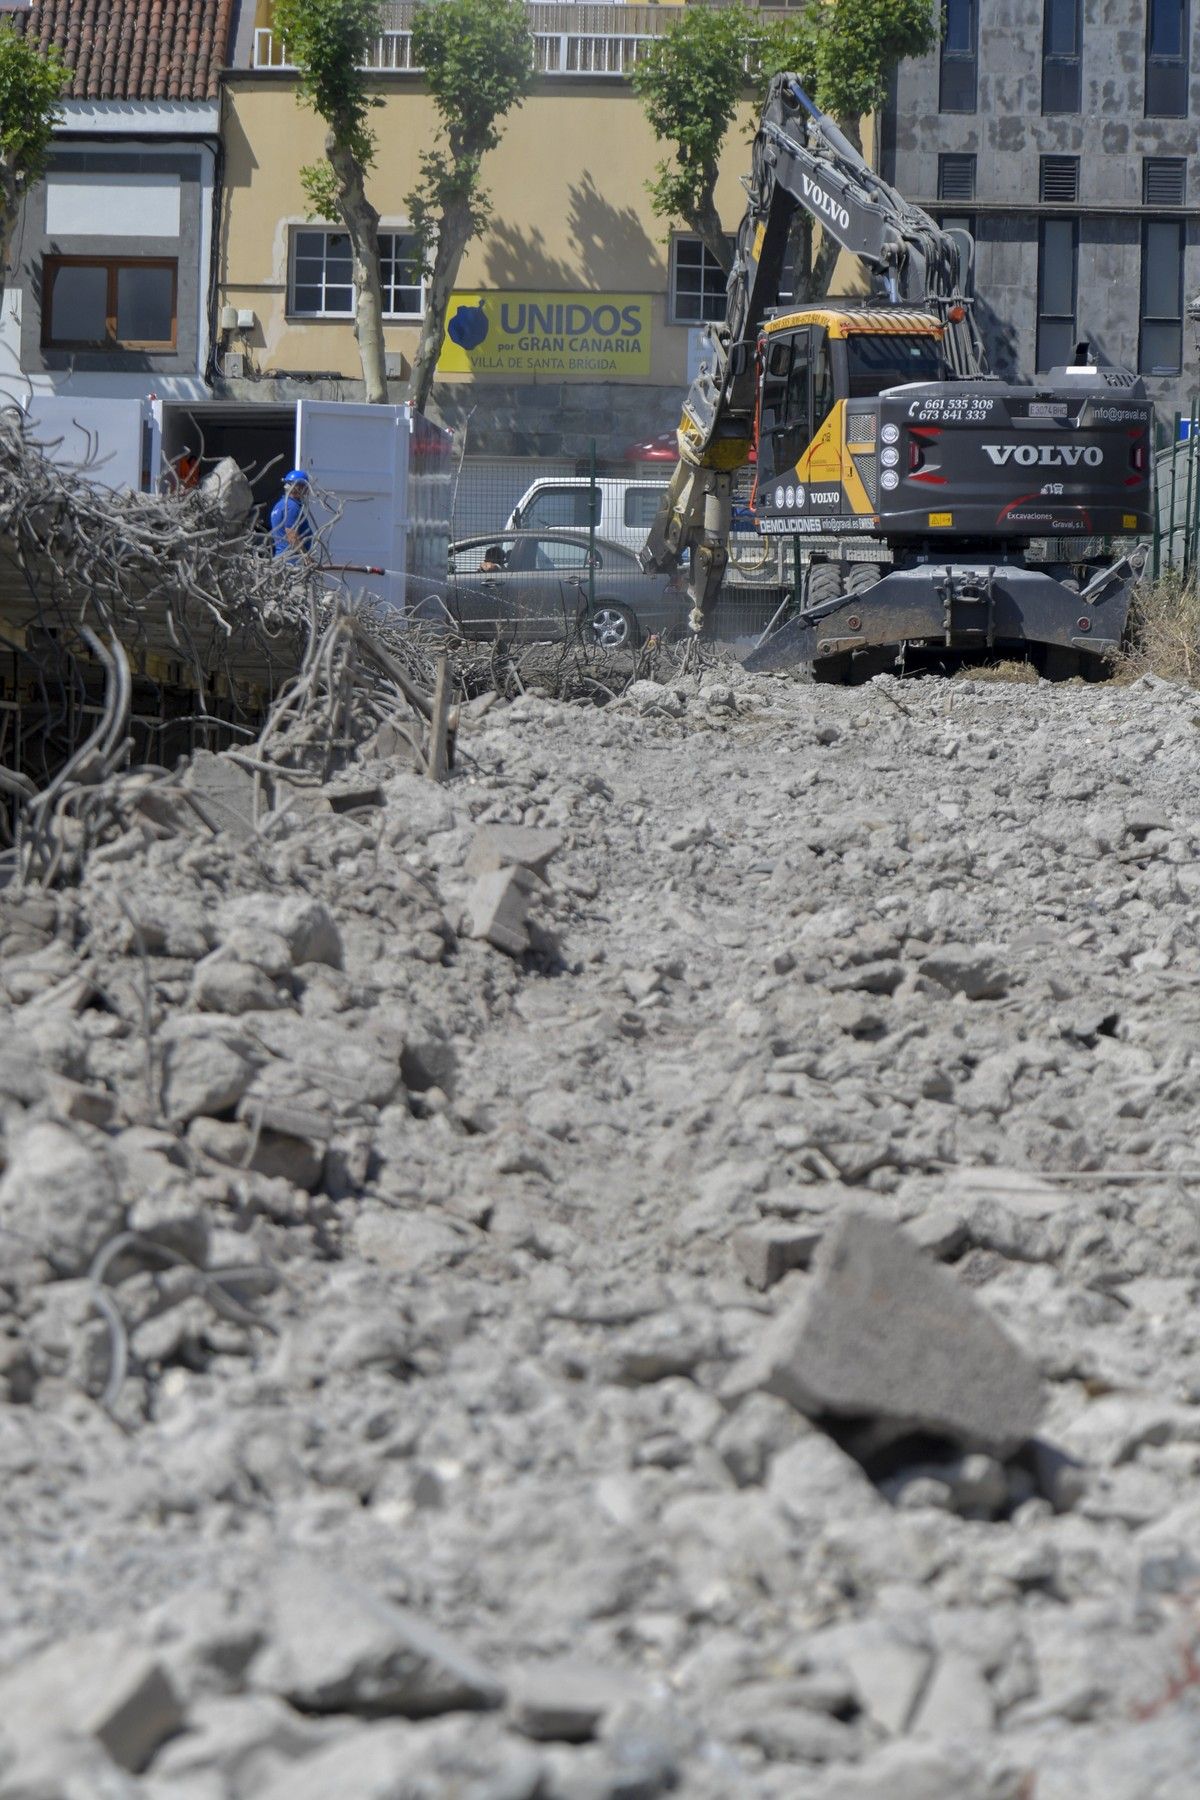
[882, 0, 1200, 418]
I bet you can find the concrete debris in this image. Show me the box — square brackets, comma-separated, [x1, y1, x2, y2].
[252, 1560, 505, 1718]
[752, 1212, 1043, 1456]
[508, 1659, 642, 1742]
[182, 751, 259, 841]
[0, 1120, 125, 1275]
[1, 657, 1199, 1796]
[465, 824, 563, 878]
[466, 864, 547, 957]
[0, 1630, 185, 1772]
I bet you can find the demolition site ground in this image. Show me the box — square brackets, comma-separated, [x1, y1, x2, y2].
[1, 658, 1200, 1797]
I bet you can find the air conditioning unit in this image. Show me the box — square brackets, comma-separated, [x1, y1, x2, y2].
[223, 352, 245, 380]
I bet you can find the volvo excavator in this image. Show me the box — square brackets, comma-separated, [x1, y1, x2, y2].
[641, 76, 1153, 678]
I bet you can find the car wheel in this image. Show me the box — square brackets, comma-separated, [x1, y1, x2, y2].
[591, 602, 640, 649]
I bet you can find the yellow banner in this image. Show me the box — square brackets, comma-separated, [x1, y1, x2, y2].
[438, 291, 652, 378]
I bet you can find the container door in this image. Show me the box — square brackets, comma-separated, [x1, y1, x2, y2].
[295, 399, 410, 610]
[19, 395, 159, 492]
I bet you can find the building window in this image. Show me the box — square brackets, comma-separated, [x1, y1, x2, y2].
[1144, 157, 1187, 205]
[290, 227, 424, 318]
[1146, 0, 1189, 116]
[1040, 156, 1079, 203]
[939, 213, 976, 240]
[940, 0, 978, 112]
[1140, 218, 1184, 374]
[938, 154, 976, 201]
[1036, 217, 1078, 370]
[670, 236, 731, 325]
[380, 233, 424, 317]
[42, 257, 177, 350]
[1042, 0, 1082, 113]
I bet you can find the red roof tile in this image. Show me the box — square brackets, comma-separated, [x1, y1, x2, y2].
[12, 0, 236, 102]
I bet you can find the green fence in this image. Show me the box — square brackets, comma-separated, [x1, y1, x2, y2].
[1153, 405, 1200, 580]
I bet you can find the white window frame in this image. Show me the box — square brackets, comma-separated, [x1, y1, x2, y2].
[669, 234, 733, 326]
[288, 225, 425, 320]
[379, 229, 425, 320]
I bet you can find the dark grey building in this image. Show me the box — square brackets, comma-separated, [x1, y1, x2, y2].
[881, 0, 1200, 428]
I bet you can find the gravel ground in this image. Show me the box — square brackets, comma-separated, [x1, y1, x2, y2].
[2, 662, 1200, 1798]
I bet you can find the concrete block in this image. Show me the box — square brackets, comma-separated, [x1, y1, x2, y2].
[161, 1032, 257, 1124]
[466, 866, 545, 957]
[253, 1558, 505, 1718]
[732, 1221, 823, 1290]
[918, 945, 1010, 1000]
[0, 1121, 125, 1277]
[182, 750, 258, 841]
[464, 825, 563, 878]
[0, 1632, 185, 1772]
[839, 1630, 933, 1735]
[509, 1659, 641, 1742]
[754, 1212, 1043, 1457]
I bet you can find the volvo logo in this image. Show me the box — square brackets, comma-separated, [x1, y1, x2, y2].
[982, 444, 1103, 467]
[800, 174, 851, 232]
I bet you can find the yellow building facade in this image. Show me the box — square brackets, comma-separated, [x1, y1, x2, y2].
[218, 13, 867, 457]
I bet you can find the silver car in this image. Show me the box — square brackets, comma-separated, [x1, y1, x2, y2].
[443, 531, 689, 647]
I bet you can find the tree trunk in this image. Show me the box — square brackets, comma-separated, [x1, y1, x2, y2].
[328, 135, 388, 404]
[409, 194, 474, 415]
[0, 158, 21, 319]
[688, 163, 732, 274]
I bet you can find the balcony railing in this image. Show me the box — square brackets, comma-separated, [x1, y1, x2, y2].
[252, 2, 800, 77]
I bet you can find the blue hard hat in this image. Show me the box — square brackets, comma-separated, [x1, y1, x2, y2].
[284, 468, 309, 486]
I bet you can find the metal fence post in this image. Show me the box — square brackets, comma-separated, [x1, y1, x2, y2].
[1180, 412, 1194, 572]
[588, 437, 597, 614]
[1151, 414, 1165, 576]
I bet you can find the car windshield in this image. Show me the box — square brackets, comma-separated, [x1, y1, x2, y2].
[845, 332, 947, 398]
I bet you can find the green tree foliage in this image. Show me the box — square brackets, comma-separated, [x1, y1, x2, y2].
[630, 5, 753, 277]
[0, 23, 69, 309]
[405, 0, 535, 412]
[632, 0, 938, 282]
[274, 0, 390, 399]
[799, 0, 938, 122]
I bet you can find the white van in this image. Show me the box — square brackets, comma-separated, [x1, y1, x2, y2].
[505, 473, 788, 588]
[506, 477, 667, 553]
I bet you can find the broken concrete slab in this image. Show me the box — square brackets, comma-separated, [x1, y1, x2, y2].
[252, 1559, 505, 1718]
[751, 1212, 1043, 1457]
[0, 1121, 125, 1277]
[464, 824, 563, 878]
[0, 1631, 185, 1772]
[918, 945, 1010, 1001]
[834, 1628, 933, 1736]
[466, 865, 546, 957]
[161, 1032, 258, 1124]
[508, 1659, 642, 1743]
[182, 750, 259, 841]
[217, 896, 343, 970]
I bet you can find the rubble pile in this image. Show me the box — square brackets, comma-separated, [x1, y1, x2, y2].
[1, 662, 1200, 1797]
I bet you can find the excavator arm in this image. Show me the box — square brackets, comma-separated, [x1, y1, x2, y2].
[641, 75, 985, 624]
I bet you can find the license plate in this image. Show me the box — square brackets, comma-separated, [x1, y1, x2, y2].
[1028, 402, 1068, 418]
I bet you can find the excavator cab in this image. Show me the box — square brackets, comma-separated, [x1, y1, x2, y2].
[753, 310, 949, 534]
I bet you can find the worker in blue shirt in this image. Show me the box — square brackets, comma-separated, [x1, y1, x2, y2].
[270, 469, 314, 560]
